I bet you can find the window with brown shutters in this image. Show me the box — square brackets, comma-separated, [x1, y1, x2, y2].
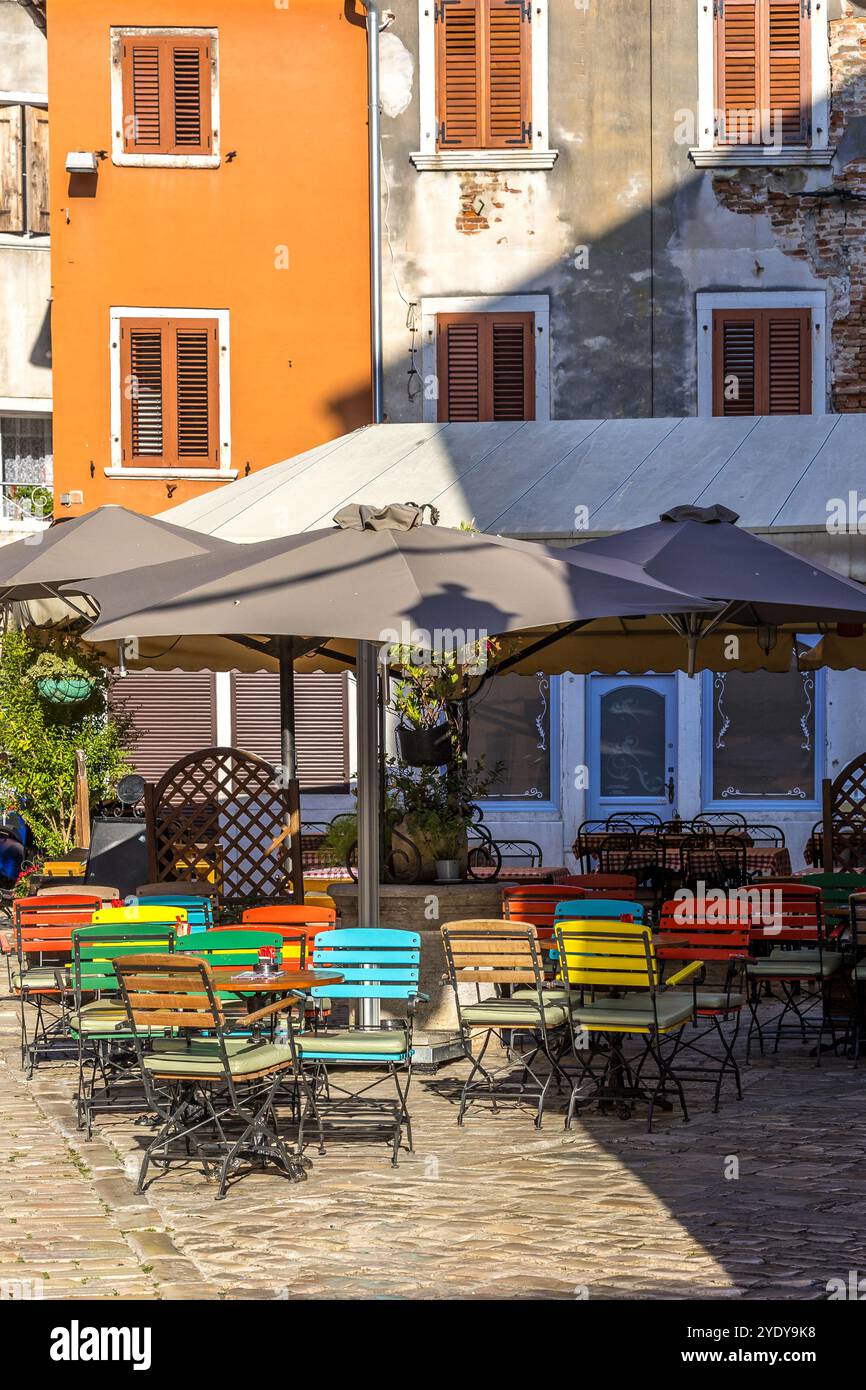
[0, 103, 49, 235]
[120, 34, 213, 156]
[715, 0, 810, 147]
[231, 673, 351, 795]
[437, 312, 535, 421]
[120, 317, 220, 469]
[436, 0, 531, 150]
[712, 308, 811, 415]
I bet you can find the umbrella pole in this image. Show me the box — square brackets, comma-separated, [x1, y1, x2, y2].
[356, 640, 381, 1027]
[278, 638, 305, 904]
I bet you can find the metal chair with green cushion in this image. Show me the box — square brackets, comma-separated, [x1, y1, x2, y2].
[554, 922, 700, 1131]
[298, 928, 424, 1166]
[441, 920, 575, 1129]
[744, 884, 842, 1062]
[113, 953, 316, 1200]
[10, 893, 102, 1075]
[70, 922, 178, 1137]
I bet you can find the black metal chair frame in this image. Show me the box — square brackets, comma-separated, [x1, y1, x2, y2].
[114, 955, 321, 1200]
[442, 925, 574, 1129]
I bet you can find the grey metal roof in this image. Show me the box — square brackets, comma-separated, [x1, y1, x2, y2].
[164, 415, 865, 544]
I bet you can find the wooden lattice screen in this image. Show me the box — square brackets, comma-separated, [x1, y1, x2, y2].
[821, 754, 866, 870]
[144, 746, 291, 912]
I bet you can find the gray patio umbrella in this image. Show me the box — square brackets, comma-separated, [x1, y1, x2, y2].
[556, 503, 866, 676]
[78, 505, 721, 1023]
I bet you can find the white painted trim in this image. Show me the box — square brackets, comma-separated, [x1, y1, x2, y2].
[694, 0, 830, 156]
[0, 398, 52, 413]
[696, 290, 827, 417]
[420, 293, 550, 423]
[413, 0, 556, 170]
[103, 468, 238, 481]
[215, 671, 233, 746]
[0, 233, 50, 249]
[689, 146, 834, 167]
[411, 149, 558, 170]
[0, 91, 48, 107]
[108, 306, 232, 473]
[110, 27, 220, 169]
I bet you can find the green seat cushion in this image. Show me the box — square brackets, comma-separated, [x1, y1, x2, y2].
[568, 991, 693, 1033]
[460, 999, 567, 1028]
[12, 966, 70, 991]
[297, 1029, 409, 1059]
[69, 1001, 129, 1036]
[143, 1038, 293, 1078]
[853, 960, 866, 982]
[513, 985, 569, 1005]
[746, 949, 842, 979]
[695, 990, 745, 1011]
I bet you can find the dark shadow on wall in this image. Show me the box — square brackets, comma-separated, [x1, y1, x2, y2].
[29, 301, 51, 369]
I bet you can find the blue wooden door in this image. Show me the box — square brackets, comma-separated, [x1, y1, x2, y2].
[587, 676, 678, 822]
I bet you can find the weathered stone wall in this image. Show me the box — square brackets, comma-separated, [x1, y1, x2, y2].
[378, 1, 866, 422]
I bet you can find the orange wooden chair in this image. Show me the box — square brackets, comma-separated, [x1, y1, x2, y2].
[241, 904, 337, 968]
[5, 893, 102, 1074]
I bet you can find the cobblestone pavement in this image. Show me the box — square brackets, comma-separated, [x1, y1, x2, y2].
[1, 991, 864, 1301]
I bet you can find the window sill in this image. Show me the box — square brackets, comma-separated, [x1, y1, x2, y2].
[689, 146, 835, 168]
[111, 152, 220, 169]
[410, 149, 559, 172]
[104, 467, 237, 481]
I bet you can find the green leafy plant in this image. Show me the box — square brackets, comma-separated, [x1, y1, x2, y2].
[0, 631, 137, 857]
[388, 757, 503, 859]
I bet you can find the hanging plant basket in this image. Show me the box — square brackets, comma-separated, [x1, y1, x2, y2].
[35, 675, 95, 706]
[395, 723, 454, 767]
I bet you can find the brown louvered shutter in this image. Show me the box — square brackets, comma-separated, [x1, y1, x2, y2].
[436, 0, 530, 150]
[231, 673, 351, 794]
[436, 0, 482, 147]
[712, 308, 810, 415]
[120, 318, 219, 469]
[487, 0, 531, 148]
[112, 672, 218, 784]
[24, 106, 49, 233]
[0, 104, 24, 233]
[121, 35, 212, 155]
[438, 312, 534, 421]
[766, 0, 809, 146]
[716, 0, 809, 146]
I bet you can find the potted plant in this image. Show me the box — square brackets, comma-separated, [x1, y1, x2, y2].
[27, 648, 97, 706]
[388, 637, 504, 767]
[387, 757, 503, 882]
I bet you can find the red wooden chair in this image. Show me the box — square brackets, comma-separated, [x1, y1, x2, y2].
[656, 897, 752, 1110]
[742, 883, 842, 1060]
[5, 893, 102, 1074]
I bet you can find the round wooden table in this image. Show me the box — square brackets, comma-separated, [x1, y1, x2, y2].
[210, 966, 343, 1012]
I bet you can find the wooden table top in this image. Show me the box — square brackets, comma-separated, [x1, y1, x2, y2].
[209, 967, 343, 993]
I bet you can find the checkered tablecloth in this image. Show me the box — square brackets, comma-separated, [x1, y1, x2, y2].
[302, 864, 569, 885]
[573, 841, 791, 879]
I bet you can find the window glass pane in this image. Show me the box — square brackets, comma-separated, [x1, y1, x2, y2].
[710, 669, 816, 801]
[599, 685, 666, 798]
[0, 415, 53, 522]
[470, 673, 552, 801]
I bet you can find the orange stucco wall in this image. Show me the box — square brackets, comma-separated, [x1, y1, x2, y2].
[49, 0, 371, 518]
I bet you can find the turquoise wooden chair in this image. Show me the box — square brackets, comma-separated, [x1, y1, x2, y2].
[554, 898, 645, 923]
[125, 894, 214, 931]
[298, 928, 426, 1165]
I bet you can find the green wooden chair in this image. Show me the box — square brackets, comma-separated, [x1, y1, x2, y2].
[70, 921, 178, 1137]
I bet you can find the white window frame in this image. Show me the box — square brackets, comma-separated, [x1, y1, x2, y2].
[0, 94, 50, 248]
[0, 404, 53, 534]
[110, 27, 220, 169]
[107, 306, 235, 479]
[691, 0, 831, 167]
[411, 1, 557, 171]
[420, 293, 551, 423]
[696, 290, 827, 417]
